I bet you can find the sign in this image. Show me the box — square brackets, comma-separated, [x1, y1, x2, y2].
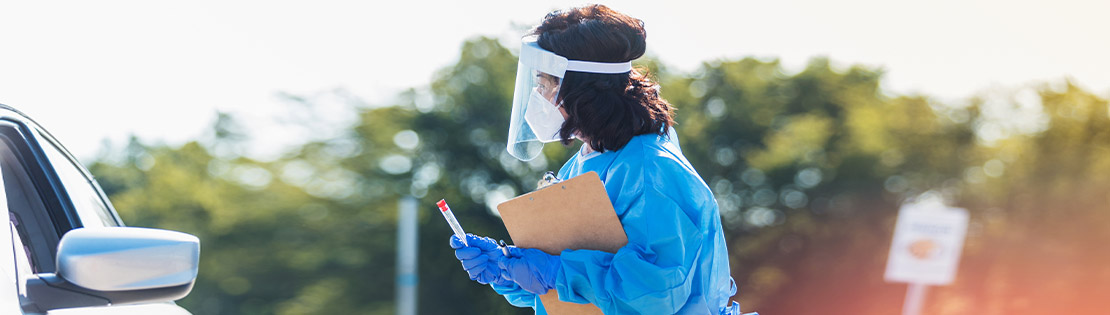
[884, 198, 969, 285]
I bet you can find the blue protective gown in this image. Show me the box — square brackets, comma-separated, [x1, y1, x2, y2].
[491, 133, 743, 314]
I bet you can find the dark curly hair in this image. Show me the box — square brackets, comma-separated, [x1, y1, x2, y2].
[532, 4, 674, 153]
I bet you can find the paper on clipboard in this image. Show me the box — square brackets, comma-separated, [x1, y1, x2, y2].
[496, 171, 627, 315]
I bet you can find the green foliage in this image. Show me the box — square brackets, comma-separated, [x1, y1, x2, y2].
[87, 37, 1110, 315]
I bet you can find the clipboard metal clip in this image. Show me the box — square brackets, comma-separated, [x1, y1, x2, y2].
[536, 171, 563, 190]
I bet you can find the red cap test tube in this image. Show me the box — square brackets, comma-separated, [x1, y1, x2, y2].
[438, 199, 467, 246]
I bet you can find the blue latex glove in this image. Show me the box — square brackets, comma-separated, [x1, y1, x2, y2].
[449, 234, 511, 286]
[497, 246, 561, 295]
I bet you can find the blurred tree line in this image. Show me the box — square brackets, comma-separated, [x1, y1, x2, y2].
[86, 37, 1109, 315]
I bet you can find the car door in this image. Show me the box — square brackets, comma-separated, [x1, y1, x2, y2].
[32, 126, 194, 315]
[0, 117, 192, 314]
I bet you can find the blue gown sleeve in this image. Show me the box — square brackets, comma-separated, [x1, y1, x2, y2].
[553, 183, 705, 314]
[491, 281, 537, 309]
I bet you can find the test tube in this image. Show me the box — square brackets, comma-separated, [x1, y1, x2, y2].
[437, 199, 467, 246]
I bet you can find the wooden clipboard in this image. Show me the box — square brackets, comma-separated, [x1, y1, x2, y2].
[496, 171, 627, 315]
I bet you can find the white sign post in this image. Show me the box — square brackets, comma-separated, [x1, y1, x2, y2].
[396, 197, 418, 315]
[884, 197, 969, 315]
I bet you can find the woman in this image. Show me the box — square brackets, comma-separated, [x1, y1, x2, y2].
[450, 5, 750, 315]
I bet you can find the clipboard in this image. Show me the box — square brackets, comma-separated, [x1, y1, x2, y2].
[496, 171, 627, 315]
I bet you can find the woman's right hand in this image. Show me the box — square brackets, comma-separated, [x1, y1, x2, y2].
[450, 233, 511, 286]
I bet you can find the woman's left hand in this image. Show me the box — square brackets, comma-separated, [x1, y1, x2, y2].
[497, 246, 561, 295]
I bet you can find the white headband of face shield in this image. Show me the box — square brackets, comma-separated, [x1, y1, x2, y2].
[519, 39, 634, 77]
[566, 59, 633, 74]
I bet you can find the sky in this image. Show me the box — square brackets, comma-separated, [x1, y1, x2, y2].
[2, 0, 1108, 162]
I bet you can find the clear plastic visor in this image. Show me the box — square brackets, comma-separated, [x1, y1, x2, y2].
[506, 41, 569, 161]
[505, 39, 633, 161]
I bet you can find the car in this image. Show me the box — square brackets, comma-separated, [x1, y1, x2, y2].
[0, 104, 199, 314]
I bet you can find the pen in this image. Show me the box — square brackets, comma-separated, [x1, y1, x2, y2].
[437, 199, 467, 246]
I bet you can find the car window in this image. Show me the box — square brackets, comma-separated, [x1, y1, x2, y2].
[0, 181, 18, 309]
[0, 135, 57, 273]
[2, 222, 26, 314]
[10, 219, 34, 300]
[2, 161, 35, 305]
[36, 136, 117, 228]
[0, 222, 13, 291]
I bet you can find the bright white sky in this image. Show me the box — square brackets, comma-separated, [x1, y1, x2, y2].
[2, 0, 1108, 162]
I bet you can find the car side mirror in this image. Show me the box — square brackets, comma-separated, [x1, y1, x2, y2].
[22, 227, 200, 312]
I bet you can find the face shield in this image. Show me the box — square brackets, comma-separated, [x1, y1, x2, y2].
[506, 38, 634, 161]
